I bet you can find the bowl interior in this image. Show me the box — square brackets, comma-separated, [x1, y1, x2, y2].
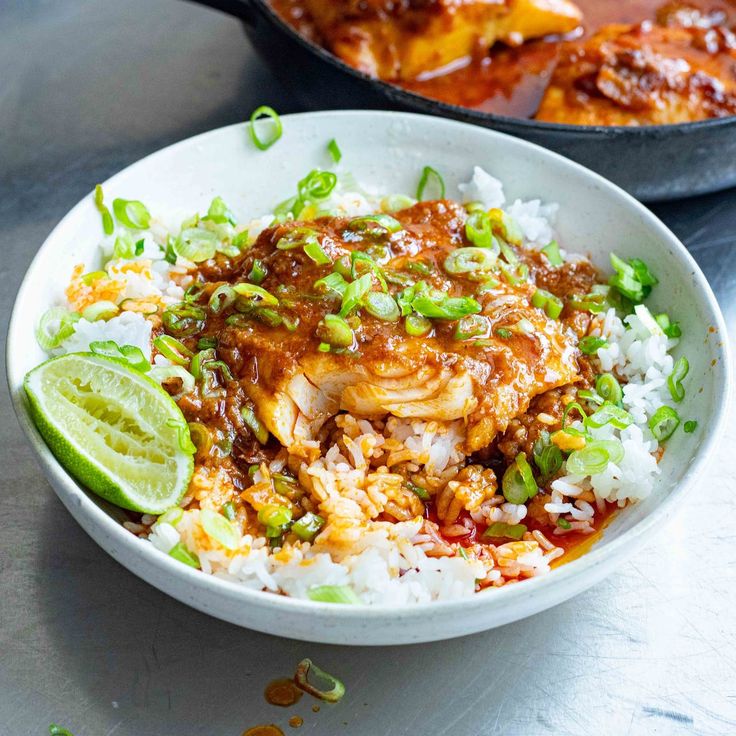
[6, 111, 730, 641]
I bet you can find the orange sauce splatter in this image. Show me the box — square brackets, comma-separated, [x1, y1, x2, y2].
[243, 726, 284, 736]
[288, 716, 304, 728]
[264, 678, 303, 707]
[311, 705, 320, 713]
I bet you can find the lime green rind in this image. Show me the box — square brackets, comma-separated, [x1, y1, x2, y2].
[24, 353, 194, 514]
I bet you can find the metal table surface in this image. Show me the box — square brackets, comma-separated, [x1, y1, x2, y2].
[1, 2, 734, 735]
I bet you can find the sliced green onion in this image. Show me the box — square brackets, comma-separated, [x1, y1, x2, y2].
[199, 508, 240, 550]
[557, 518, 572, 530]
[303, 239, 332, 265]
[89, 340, 150, 372]
[454, 314, 489, 340]
[531, 288, 563, 319]
[258, 504, 292, 531]
[298, 169, 337, 203]
[444, 246, 497, 275]
[317, 313, 354, 348]
[184, 282, 206, 303]
[363, 291, 399, 322]
[149, 365, 196, 395]
[634, 304, 665, 336]
[579, 336, 608, 355]
[248, 105, 282, 150]
[502, 452, 537, 504]
[667, 356, 689, 403]
[233, 282, 279, 307]
[307, 586, 361, 605]
[411, 293, 481, 320]
[294, 659, 347, 702]
[277, 226, 320, 251]
[568, 290, 609, 314]
[595, 374, 623, 405]
[38, 308, 83, 350]
[327, 138, 342, 163]
[533, 433, 563, 479]
[112, 198, 151, 230]
[562, 402, 588, 436]
[566, 440, 624, 476]
[416, 165, 445, 201]
[649, 406, 681, 441]
[406, 261, 432, 276]
[165, 417, 197, 454]
[347, 214, 402, 236]
[684, 420, 698, 433]
[81, 300, 119, 322]
[188, 422, 212, 455]
[314, 271, 349, 297]
[585, 403, 633, 430]
[81, 270, 106, 285]
[208, 284, 237, 313]
[112, 234, 137, 259]
[489, 209, 523, 246]
[609, 253, 658, 303]
[201, 196, 236, 226]
[578, 389, 604, 405]
[241, 405, 269, 444]
[655, 313, 682, 339]
[483, 522, 527, 541]
[405, 313, 432, 337]
[153, 335, 193, 366]
[157, 506, 184, 527]
[291, 512, 325, 542]
[405, 482, 430, 501]
[197, 336, 217, 350]
[162, 302, 206, 337]
[541, 240, 563, 266]
[175, 227, 218, 262]
[465, 211, 498, 250]
[350, 251, 388, 291]
[498, 262, 528, 287]
[221, 501, 237, 521]
[248, 259, 268, 284]
[94, 184, 114, 235]
[495, 328, 512, 339]
[169, 542, 200, 568]
[339, 273, 372, 317]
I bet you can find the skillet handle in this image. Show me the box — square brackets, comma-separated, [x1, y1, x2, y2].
[189, 0, 257, 26]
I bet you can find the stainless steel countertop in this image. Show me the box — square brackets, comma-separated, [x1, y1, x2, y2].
[1, 2, 735, 734]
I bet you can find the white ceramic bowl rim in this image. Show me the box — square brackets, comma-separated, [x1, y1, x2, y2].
[6, 111, 732, 623]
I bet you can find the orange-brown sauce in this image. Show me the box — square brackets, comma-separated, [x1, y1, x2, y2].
[272, 0, 736, 118]
[243, 727, 285, 736]
[265, 679, 304, 708]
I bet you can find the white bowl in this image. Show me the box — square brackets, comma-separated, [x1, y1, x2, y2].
[7, 111, 730, 645]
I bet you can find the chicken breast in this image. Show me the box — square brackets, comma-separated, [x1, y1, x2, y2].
[210, 201, 579, 453]
[298, 0, 583, 80]
[536, 20, 736, 125]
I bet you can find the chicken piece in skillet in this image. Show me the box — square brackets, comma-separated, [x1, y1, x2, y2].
[299, 0, 583, 80]
[535, 17, 736, 125]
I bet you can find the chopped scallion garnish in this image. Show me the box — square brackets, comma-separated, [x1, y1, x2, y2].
[444, 246, 497, 275]
[169, 542, 200, 568]
[416, 165, 445, 201]
[248, 105, 283, 150]
[112, 198, 151, 230]
[566, 440, 624, 476]
[649, 405, 680, 441]
[541, 240, 563, 266]
[578, 336, 608, 355]
[531, 288, 563, 319]
[200, 508, 240, 550]
[94, 185, 114, 235]
[501, 452, 537, 504]
[242, 405, 269, 444]
[292, 512, 325, 542]
[667, 356, 689, 403]
[294, 659, 347, 703]
[483, 522, 527, 541]
[316, 313, 355, 347]
[327, 138, 342, 163]
[307, 586, 361, 605]
[684, 420, 698, 433]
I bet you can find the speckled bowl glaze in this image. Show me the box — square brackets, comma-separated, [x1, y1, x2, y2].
[7, 112, 731, 645]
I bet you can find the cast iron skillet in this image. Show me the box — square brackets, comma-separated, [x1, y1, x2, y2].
[193, 0, 736, 202]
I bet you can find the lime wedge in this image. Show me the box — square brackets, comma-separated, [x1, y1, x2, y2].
[24, 353, 194, 514]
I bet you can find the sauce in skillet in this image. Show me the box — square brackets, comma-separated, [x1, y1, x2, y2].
[271, 0, 736, 118]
